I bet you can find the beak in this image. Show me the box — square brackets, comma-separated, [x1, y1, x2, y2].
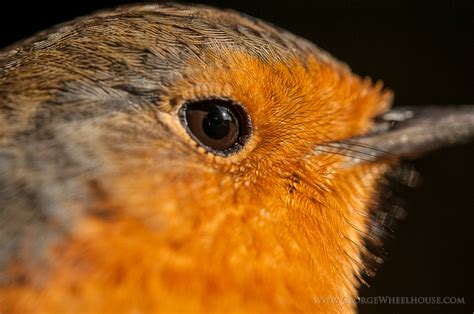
[316, 106, 474, 167]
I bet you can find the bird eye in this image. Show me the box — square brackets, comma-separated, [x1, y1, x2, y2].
[179, 98, 252, 156]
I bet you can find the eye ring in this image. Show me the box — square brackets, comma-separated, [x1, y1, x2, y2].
[178, 97, 252, 156]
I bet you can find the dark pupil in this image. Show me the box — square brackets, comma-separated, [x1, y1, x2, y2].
[202, 107, 232, 140]
[180, 98, 252, 156]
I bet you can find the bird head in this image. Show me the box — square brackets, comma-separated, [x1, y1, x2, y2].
[1, 4, 473, 313]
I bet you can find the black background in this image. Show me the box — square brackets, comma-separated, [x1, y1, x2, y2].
[1, 1, 473, 313]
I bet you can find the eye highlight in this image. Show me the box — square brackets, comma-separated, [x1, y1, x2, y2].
[179, 98, 252, 156]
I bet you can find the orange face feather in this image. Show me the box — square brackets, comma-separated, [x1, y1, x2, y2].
[0, 4, 472, 314]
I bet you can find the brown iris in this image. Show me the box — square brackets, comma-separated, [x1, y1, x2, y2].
[179, 98, 252, 156]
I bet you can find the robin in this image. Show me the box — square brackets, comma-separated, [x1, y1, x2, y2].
[0, 3, 473, 313]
